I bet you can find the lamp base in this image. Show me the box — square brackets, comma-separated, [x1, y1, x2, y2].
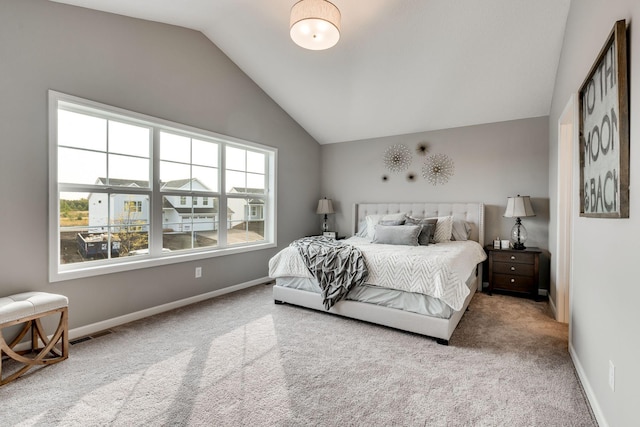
[510, 218, 528, 251]
[322, 214, 329, 233]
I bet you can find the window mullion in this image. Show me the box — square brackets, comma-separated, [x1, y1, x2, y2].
[218, 143, 227, 247]
[150, 127, 163, 255]
[105, 119, 110, 185]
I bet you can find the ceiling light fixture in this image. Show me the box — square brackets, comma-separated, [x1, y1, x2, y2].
[290, 0, 341, 51]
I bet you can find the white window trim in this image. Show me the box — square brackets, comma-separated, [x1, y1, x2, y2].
[48, 91, 277, 282]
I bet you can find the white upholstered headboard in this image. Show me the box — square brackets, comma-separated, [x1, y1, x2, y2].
[353, 202, 485, 246]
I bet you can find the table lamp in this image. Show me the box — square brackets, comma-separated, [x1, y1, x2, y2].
[503, 195, 535, 250]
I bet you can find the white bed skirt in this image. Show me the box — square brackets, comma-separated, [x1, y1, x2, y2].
[273, 276, 477, 344]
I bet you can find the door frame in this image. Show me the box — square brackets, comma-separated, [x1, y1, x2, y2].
[556, 95, 576, 324]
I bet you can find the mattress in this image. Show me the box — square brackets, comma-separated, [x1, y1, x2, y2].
[274, 270, 477, 319]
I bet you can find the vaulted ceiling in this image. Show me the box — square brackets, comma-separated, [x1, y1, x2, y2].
[51, 0, 571, 144]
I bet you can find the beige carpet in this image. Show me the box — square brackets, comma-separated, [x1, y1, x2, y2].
[0, 284, 596, 426]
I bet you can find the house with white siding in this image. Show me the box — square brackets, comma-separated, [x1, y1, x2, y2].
[88, 178, 232, 233]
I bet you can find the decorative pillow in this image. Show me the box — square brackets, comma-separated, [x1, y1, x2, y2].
[405, 216, 437, 245]
[365, 212, 406, 240]
[451, 220, 472, 241]
[418, 223, 435, 246]
[432, 216, 454, 243]
[379, 219, 405, 226]
[373, 225, 421, 246]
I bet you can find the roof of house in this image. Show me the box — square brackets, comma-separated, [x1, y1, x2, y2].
[95, 178, 149, 187]
[162, 196, 234, 215]
[94, 177, 213, 192]
[230, 187, 265, 195]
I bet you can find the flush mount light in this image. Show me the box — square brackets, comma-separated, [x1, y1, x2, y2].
[290, 0, 341, 50]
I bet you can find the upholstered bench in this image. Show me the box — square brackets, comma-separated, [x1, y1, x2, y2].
[0, 292, 69, 385]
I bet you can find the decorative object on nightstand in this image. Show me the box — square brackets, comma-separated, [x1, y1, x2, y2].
[316, 197, 335, 233]
[503, 195, 535, 250]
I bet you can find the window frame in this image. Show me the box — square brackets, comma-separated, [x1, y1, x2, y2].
[48, 91, 277, 282]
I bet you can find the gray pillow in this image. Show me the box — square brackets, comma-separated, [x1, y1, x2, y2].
[405, 216, 437, 245]
[379, 219, 405, 226]
[417, 223, 434, 246]
[373, 225, 421, 246]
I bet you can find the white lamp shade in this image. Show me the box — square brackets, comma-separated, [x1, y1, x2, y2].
[316, 198, 335, 214]
[290, 0, 341, 50]
[504, 195, 536, 218]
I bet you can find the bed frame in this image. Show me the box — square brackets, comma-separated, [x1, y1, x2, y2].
[273, 202, 485, 345]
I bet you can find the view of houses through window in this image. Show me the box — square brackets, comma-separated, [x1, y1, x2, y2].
[50, 92, 275, 279]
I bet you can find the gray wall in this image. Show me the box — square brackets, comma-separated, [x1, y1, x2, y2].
[320, 117, 550, 252]
[548, 1, 640, 425]
[0, 0, 320, 328]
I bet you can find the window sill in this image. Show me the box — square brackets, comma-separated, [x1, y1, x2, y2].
[49, 241, 277, 283]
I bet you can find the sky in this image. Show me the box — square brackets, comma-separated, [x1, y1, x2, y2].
[57, 109, 266, 199]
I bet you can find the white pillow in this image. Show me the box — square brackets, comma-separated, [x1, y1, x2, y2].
[432, 216, 453, 243]
[355, 220, 368, 237]
[452, 220, 472, 241]
[365, 212, 406, 240]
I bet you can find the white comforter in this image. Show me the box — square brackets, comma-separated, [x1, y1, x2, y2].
[269, 237, 487, 311]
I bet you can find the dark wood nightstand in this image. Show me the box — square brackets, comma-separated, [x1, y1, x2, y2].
[486, 246, 541, 300]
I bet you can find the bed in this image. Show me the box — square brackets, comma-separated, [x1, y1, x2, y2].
[270, 202, 486, 344]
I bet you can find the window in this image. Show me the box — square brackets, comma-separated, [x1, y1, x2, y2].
[49, 91, 277, 281]
[125, 201, 143, 213]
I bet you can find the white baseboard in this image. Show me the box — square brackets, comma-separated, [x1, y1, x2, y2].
[548, 294, 557, 319]
[70, 277, 271, 339]
[13, 277, 271, 352]
[569, 342, 608, 427]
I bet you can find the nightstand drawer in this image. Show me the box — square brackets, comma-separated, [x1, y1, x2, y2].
[492, 262, 534, 277]
[491, 251, 535, 264]
[492, 274, 535, 293]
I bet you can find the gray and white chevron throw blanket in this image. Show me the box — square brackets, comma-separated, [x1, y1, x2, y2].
[289, 236, 368, 310]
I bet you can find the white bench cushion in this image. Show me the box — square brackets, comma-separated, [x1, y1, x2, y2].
[0, 292, 68, 324]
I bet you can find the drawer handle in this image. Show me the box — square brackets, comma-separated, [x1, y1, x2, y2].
[510, 279, 515, 283]
[510, 256, 516, 260]
[510, 266, 516, 271]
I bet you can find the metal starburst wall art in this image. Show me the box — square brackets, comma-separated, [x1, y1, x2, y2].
[383, 144, 412, 173]
[416, 142, 429, 156]
[422, 153, 455, 185]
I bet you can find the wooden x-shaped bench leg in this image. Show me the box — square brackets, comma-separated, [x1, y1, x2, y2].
[0, 307, 68, 385]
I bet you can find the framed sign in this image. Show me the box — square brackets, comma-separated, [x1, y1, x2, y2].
[579, 20, 629, 218]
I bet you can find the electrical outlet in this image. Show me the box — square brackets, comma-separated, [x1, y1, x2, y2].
[609, 360, 615, 391]
[195, 267, 202, 278]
